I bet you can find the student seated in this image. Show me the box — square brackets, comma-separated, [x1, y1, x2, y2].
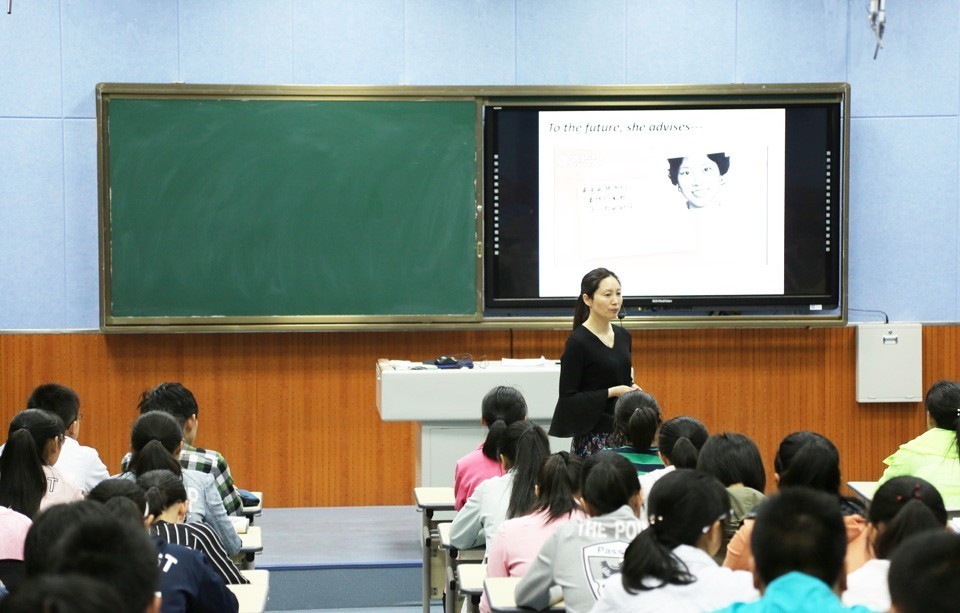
[842, 476, 947, 611]
[0, 410, 83, 519]
[90, 483, 240, 613]
[724, 431, 868, 574]
[454, 385, 527, 510]
[482, 452, 585, 613]
[118, 411, 241, 555]
[697, 433, 767, 563]
[26, 383, 110, 494]
[0, 574, 125, 613]
[450, 421, 550, 550]
[591, 469, 759, 612]
[121, 382, 243, 516]
[888, 531, 960, 613]
[0, 505, 31, 561]
[638, 416, 708, 526]
[27, 502, 161, 613]
[22, 500, 110, 578]
[607, 390, 664, 475]
[515, 451, 643, 613]
[879, 379, 960, 506]
[718, 487, 872, 612]
[133, 472, 249, 585]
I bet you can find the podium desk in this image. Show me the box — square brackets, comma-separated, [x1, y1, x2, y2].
[377, 359, 570, 486]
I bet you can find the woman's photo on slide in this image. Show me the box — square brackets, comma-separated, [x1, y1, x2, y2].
[667, 152, 730, 210]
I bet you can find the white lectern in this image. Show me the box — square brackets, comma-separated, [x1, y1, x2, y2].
[376, 360, 570, 486]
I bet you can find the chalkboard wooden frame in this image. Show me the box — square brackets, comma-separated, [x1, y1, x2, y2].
[98, 84, 484, 331]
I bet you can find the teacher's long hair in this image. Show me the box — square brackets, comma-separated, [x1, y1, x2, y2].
[573, 268, 619, 330]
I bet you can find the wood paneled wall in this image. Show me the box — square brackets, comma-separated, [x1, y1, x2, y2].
[0, 326, 954, 507]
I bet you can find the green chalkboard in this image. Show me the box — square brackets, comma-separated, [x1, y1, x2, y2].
[102, 91, 479, 327]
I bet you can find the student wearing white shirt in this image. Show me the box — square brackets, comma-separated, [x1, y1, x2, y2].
[26, 383, 110, 493]
[450, 421, 550, 550]
[0, 409, 83, 519]
[591, 469, 758, 612]
[842, 476, 947, 611]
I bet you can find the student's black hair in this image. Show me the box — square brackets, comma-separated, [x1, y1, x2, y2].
[572, 267, 620, 330]
[580, 451, 640, 516]
[138, 381, 199, 426]
[696, 432, 766, 492]
[49, 513, 160, 613]
[667, 153, 731, 185]
[88, 477, 149, 518]
[530, 452, 583, 522]
[0, 409, 65, 518]
[614, 390, 662, 451]
[137, 469, 188, 519]
[25, 382, 80, 427]
[888, 531, 960, 613]
[774, 431, 840, 493]
[923, 379, 960, 460]
[657, 416, 708, 469]
[0, 574, 126, 613]
[480, 386, 528, 461]
[128, 410, 183, 477]
[102, 496, 148, 529]
[499, 421, 551, 519]
[23, 500, 110, 577]
[621, 469, 729, 593]
[750, 487, 846, 588]
[868, 476, 947, 560]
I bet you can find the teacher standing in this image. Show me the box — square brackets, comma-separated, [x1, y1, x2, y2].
[549, 267, 639, 457]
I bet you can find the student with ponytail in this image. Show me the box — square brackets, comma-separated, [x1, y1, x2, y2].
[879, 379, 960, 506]
[135, 470, 249, 585]
[454, 385, 528, 510]
[842, 476, 947, 611]
[591, 469, 758, 612]
[609, 391, 664, 474]
[118, 411, 241, 555]
[724, 431, 868, 574]
[0, 409, 82, 519]
[450, 420, 550, 550]
[482, 453, 585, 613]
[638, 416, 708, 525]
[515, 451, 643, 613]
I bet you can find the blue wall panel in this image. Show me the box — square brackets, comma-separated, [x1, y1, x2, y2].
[0, 120, 66, 327]
[516, 0, 627, 85]
[735, 0, 848, 84]
[848, 117, 959, 321]
[63, 119, 100, 330]
[179, 0, 294, 86]
[847, 0, 960, 118]
[2, 0, 960, 328]
[292, 0, 405, 85]
[625, 0, 737, 85]
[405, 0, 516, 85]
[60, 0, 178, 118]
[0, 0, 62, 118]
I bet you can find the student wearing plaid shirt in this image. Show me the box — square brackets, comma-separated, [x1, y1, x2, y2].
[120, 382, 244, 516]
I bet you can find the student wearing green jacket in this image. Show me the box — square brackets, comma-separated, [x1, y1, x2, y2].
[879, 379, 960, 507]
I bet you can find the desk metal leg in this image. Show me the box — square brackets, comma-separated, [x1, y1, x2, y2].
[444, 546, 457, 613]
[422, 509, 432, 613]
